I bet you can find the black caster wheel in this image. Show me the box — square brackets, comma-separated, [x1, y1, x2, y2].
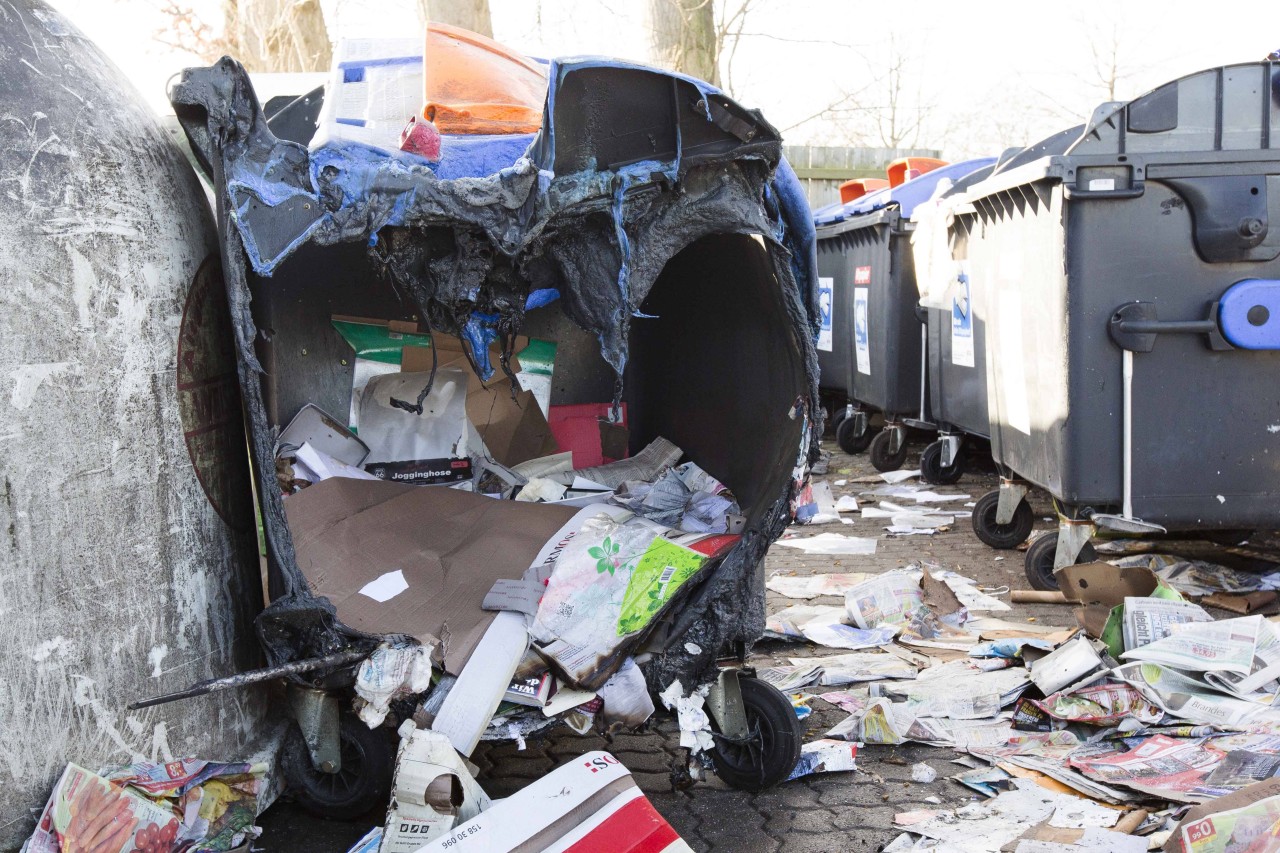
[920, 441, 964, 485]
[836, 414, 873, 454]
[1024, 532, 1097, 591]
[830, 405, 849, 432]
[868, 429, 909, 473]
[971, 489, 1034, 550]
[709, 678, 803, 793]
[280, 714, 396, 820]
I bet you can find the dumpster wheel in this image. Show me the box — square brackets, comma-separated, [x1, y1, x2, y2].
[868, 429, 909, 473]
[1024, 532, 1097, 591]
[829, 403, 848, 433]
[971, 490, 1034, 549]
[835, 415, 874, 454]
[280, 714, 395, 820]
[709, 677, 802, 793]
[920, 440, 964, 485]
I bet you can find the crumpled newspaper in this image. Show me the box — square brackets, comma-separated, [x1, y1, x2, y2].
[354, 641, 435, 727]
[611, 462, 740, 533]
[659, 679, 715, 753]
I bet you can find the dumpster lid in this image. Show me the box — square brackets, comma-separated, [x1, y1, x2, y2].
[814, 157, 997, 228]
[969, 62, 1280, 200]
[988, 124, 1085, 177]
[1068, 63, 1280, 158]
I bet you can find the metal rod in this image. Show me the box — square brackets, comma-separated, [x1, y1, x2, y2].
[1123, 349, 1134, 521]
[918, 324, 928, 420]
[127, 649, 368, 710]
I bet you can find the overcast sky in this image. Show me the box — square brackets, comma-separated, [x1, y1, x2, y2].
[46, 0, 1280, 160]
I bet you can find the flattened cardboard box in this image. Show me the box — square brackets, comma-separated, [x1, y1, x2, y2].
[380, 725, 490, 853]
[285, 478, 575, 673]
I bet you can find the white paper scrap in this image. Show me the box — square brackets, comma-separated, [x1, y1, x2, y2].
[773, 533, 878, 555]
[359, 569, 409, 603]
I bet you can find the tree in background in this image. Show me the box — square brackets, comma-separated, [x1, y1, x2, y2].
[417, 0, 493, 37]
[223, 0, 330, 71]
[648, 0, 719, 86]
[158, 0, 330, 71]
[159, 0, 495, 72]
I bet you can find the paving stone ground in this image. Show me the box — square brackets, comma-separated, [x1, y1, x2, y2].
[258, 435, 1076, 852]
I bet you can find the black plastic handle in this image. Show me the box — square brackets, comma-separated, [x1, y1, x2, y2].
[1064, 184, 1145, 200]
[1109, 301, 1232, 352]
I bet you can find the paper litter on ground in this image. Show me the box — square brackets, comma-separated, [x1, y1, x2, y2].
[764, 603, 850, 639]
[890, 779, 1120, 852]
[786, 739, 859, 781]
[767, 573, 876, 599]
[835, 495, 860, 512]
[772, 533, 878, 555]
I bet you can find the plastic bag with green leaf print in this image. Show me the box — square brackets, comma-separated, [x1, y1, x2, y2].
[530, 505, 734, 689]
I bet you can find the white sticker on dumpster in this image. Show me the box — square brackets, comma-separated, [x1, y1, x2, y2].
[997, 289, 1031, 435]
[950, 261, 975, 368]
[854, 287, 870, 375]
[817, 277, 834, 352]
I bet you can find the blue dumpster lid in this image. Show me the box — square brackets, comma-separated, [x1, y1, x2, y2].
[813, 157, 997, 226]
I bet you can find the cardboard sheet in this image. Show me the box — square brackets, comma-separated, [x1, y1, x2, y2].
[285, 478, 576, 673]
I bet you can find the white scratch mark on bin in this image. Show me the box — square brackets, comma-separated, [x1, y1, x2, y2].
[147, 645, 168, 678]
[10, 361, 71, 410]
[30, 636, 73, 663]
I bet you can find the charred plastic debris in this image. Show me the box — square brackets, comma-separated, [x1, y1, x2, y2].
[122, 24, 822, 849]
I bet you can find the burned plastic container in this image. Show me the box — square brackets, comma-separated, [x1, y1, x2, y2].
[961, 62, 1280, 589]
[815, 158, 994, 472]
[171, 42, 819, 803]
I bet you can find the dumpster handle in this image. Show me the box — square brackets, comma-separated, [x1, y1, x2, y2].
[1108, 301, 1232, 352]
[1063, 184, 1145, 201]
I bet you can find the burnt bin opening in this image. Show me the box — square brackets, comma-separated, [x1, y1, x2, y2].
[625, 233, 807, 525]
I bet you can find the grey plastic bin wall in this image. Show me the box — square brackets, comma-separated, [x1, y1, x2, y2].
[815, 247, 856, 424]
[963, 62, 1280, 588]
[816, 207, 924, 471]
[921, 164, 998, 447]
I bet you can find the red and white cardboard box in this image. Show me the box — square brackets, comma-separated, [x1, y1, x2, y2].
[415, 751, 692, 853]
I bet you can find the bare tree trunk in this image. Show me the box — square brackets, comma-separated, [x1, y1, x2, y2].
[223, 0, 331, 72]
[416, 0, 494, 38]
[648, 0, 718, 87]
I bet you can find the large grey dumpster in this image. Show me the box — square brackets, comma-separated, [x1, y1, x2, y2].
[0, 1, 274, 846]
[961, 62, 1280, 588]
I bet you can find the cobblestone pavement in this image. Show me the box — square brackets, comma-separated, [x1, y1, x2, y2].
[259, 435, 1075, 852]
